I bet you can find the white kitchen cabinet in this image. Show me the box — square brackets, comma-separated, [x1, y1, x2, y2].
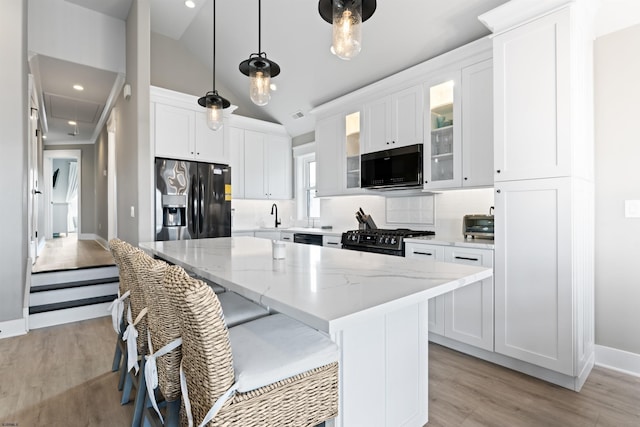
[152, 87, 228, 164]
[443, 246, 494, 351]
[461, 59, 494, 188]
[362, 85, 423, 153]
[404, 242, 445, 335]
[227, 126, 245, 199]
[423, 73, 462, 190]
[315, 110, 363, 197]
[232, 231, 254, 237]
[280, 231, 294, 242]
[253, 230, 281, 240]
[322, 235, 342, 248]
[492, 9, 571, 182]
[484, 1, 595, 389]
[242, 130, 292, 200]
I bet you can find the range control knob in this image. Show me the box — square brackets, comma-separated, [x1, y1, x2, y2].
[390, 238, 397, 245]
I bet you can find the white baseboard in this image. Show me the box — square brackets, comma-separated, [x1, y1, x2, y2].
[95, 235, 109, 250]
[0, 317, 27, 339]
[37, 237, 46, 254]
[595, 344, 640, 377]
[78, 233, 96, 241]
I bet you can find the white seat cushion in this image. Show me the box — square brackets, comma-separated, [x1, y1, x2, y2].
[228, 313, 340, 393]
[218, 292, 269, 328]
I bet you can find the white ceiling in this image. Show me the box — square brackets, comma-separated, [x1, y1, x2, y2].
[34, 0, 640, 143]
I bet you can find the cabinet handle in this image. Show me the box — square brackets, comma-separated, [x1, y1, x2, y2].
[413, 251, 433, 256]
[327, 242, 339, 245]
[454, 256, 479, 262]
[282, 237, 291, 241]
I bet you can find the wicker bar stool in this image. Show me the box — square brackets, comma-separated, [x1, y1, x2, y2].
[165, 265, 340, 427]
[108, 238, 135, 391]
[134, 253, 272, 426]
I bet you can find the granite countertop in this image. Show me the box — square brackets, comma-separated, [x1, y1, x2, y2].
[139, 237, 492, 333]
[404, 235, 495, 250]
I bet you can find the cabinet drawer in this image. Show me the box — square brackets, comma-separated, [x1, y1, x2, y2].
[405, 243, 444, 260]
[322, 235, 342, 248]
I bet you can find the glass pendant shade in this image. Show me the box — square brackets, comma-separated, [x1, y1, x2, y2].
[332, 0, 362, 60]
[206, 96, 223, 130]
[249, 60, 271, 106]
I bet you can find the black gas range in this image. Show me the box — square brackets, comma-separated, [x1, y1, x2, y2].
[341, 229, 435, 257]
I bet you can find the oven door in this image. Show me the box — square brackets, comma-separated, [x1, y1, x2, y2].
[342, 244, 403, 257]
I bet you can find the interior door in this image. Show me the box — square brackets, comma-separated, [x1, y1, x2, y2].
[28, 87, 40, 262]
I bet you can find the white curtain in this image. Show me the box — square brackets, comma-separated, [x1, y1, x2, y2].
[66, 161, 79, 232]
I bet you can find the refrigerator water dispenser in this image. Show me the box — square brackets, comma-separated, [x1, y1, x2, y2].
[162, 194, 187, 227]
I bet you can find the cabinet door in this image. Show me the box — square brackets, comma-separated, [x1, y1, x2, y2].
[254, 230, 281, 240]
[228, 127, 245, 199]
[363, 97, 391, 153]
[443, 247, 494, 351]
[280, 232, 294, 242]
[322, 235, 342, 248]
[404, 243, 445, 335]
[493, 9, 571, 182]
[195, 111, 227, 164]
[423, 73, 462, 190]
[391, 85, 423, 148]
[315, 115, 343, 196]
[462, 60, 494, 188]
[265, 134, 292, 199]
[154, 103, 195, 160]
[243, 130, 267, 199]
[494, 178, 573, 375]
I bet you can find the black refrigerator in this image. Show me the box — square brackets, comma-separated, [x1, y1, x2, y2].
[155, 157, 231, 241]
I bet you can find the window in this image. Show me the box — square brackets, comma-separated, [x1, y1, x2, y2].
[293, 143, 320, 222]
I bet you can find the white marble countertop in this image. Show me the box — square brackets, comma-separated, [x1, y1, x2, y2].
[139, 237, 492, 333]
[404, 235, 495, 250]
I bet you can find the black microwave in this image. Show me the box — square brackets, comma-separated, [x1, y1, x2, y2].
[361, 144, 423, 189]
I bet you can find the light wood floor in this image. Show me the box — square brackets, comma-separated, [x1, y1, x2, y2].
[32, 234, 115, 273]
[1, 316, 638, 426]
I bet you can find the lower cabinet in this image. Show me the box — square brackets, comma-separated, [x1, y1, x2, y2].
[253, 230, 281, 240]
[322, 235, 342, 248]
[405, 242, 494, 351]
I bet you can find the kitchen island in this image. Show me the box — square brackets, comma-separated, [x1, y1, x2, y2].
[139, 237, 492, 426]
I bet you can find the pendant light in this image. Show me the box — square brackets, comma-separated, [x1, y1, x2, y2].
[318, 0, 376, 60]
[239, 0, 280, 106]
[197, 0, 230, 130]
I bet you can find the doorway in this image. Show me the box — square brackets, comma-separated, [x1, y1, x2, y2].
[43, 150, 81, 241]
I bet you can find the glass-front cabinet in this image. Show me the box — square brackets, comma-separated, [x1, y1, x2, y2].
[424, 74, 462, 190]
[345, 111, 361, 190]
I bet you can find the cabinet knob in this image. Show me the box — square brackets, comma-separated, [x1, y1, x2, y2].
[424, 180, 428, 184]
[496, 189, 501, 194]
[464, 177, 468, 181]
[392, 141, 395, 144]
[197, 152, 200, 155]
[386, 142, 390, 145]
[496, 169, 501, 173]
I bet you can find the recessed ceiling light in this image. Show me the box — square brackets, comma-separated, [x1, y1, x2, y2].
[73, 84, 84, 91]
[185, 0, 195, 8]
[42, 135, 47, 139]
[68, 120, 77, 126]
[270, 83, 277, 91]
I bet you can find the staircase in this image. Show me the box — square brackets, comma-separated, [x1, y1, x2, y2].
[29, 265, 119, 329]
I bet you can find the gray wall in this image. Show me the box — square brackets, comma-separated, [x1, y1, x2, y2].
[95, 127, 109, 241]
[0, 0, 27, 322]
[46, 145, 96, 234]
[114, 0, 151, 245]
[594, 24, 640, 356]
[150, 32, 272, 123]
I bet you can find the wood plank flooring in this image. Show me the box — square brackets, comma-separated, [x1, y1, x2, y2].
[32, 234, 115, 273]
[1, 316, 639, 426]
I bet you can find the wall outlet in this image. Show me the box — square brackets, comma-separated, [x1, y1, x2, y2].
[624, 200, 640, 218]
[130, 206, 135, 218]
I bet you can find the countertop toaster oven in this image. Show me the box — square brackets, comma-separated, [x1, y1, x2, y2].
[463, 214, 494, 239]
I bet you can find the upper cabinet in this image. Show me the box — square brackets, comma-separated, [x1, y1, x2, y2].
[316, 109, 363, 197]
[492, 9, 572, 182]
[312, 37, 493, 195]
[423, 60, 494, 191]
[362, 85, 423, 153]
[227, 117, 292, 200]
[151, 86, 230, 164]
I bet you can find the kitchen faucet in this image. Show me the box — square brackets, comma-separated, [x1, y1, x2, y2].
[270, 203, 281, 228]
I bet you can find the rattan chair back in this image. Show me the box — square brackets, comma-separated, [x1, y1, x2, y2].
[133, 250, 182, 401]
[163, 265, 235, 425]
[118, 244, 149, 355]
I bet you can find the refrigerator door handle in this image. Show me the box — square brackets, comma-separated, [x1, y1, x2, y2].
[199, 182, 205, 233]
[191, 179, 198, 235]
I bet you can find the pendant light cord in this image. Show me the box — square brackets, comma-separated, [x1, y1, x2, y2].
[212, 0, 216, 90]
[258, 0, 262, 54]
